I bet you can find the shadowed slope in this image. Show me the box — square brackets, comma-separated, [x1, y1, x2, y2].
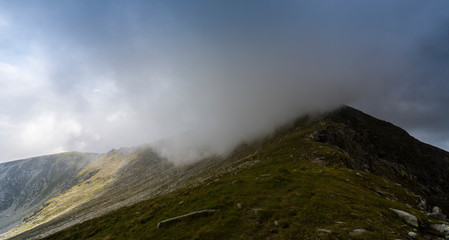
[309, 106, 449, 213]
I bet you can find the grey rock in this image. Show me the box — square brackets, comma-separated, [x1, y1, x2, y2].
[408, 231, 417, 238]
[156, 209, 218, 229]
[432, 224, 449, 235]
[390, 208, 419, 228]
[428, 206, 447, 221]
[249, 208, 264, 214]
[418, 197, 427, 210]
[433, 206, 443, 214]
[350, 229, 366, 235]
[317, 229, 332, 233]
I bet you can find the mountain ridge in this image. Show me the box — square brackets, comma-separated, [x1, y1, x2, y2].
[0, 152, 98, 235]
[2, 106, 449, 239]
[311, 106, 449, 213]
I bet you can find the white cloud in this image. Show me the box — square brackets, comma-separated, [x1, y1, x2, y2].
[0, 56, 52, 107]
[106, 110, 130, 123]
[0, 1, 448, 163]
[0, 53, 141, 161]
[0, 112, 83, 161]
[18, 112, 82, 151]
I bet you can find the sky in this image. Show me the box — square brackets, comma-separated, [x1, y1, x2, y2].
[0, 0, 448, 163]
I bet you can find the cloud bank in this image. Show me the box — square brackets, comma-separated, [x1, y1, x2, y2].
[0, 1, 448, 162]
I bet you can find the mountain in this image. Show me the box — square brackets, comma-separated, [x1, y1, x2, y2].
[2, 106, 449, 239]
[0, 153, 98, 235]
[1, 147, 222, 239]
[308, 107, 449, 213]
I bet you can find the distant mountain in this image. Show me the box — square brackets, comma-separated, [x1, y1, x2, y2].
[2, 106, 449, 239]
[1, 146, 221, 240]
[0, 153, 98, 235]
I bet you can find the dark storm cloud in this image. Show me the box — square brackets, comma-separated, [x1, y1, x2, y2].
[0, 0, 448, 162]
[352, 18, 449, 149]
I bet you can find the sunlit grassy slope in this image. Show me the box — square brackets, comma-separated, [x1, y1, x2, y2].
[2, 152, 127, 239]
[0, 152, 98, 238]
[40, 109, 447, 240]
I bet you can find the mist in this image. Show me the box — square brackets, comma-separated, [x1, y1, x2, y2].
[0, 1, 448, 163]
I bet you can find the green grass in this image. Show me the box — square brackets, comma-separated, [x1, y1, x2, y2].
[42, 127, 437, 240]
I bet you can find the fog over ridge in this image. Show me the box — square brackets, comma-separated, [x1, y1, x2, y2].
[0, 1, 448, 163]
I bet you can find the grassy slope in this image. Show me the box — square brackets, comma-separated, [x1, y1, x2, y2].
[0, 152, 97, 238]
[3, 152, 126, 238]
[42, 121, 443, 240]
[10, 147, 221, 240]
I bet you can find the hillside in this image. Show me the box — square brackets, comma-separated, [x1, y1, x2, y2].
[0, 153, 98, 235]
[309, 107, 449, 214]
[1, 148, 222, 239]
[3, 106, 449, 239]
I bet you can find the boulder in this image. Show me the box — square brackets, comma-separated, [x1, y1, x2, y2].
[390, 208, 419, 228]
[431, 224, 449, 235]
[156, 209, 218, 229]
[428, 206, 447, 221]
[408, 231, 417, 238]
[317, 229, 331, 233]
[350, 229, 366, 235]
[417, 197, 427, 210]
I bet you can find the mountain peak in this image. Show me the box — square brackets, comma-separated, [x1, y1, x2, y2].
[307, 106, 449, 213]
[2, 106, 449, 240]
